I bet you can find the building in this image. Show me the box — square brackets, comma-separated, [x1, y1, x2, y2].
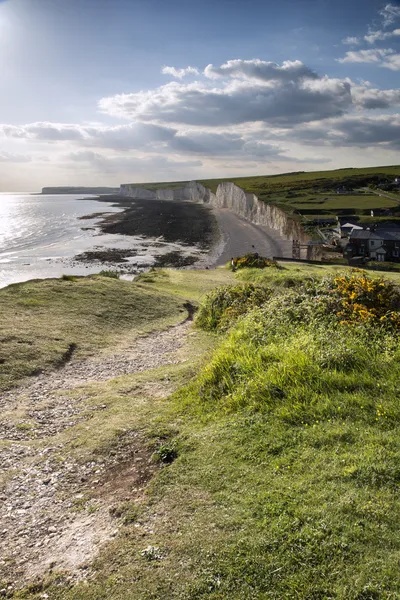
[344, 229, 400, 262]
[340, 222, 363, 237]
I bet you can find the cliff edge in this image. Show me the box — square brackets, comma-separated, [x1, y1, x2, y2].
[120, 180, 309, 243]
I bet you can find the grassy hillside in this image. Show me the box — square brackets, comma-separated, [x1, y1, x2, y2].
[121, 165, 400, 223]
[0, 275, 186, 390]
[10, 263, 400, 600]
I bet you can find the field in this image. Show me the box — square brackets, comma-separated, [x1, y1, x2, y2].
[0, 275, 186, 391]
[2, 264, 400, 599]
[290, 195, 398, 212]
[122, 164, 400, 223]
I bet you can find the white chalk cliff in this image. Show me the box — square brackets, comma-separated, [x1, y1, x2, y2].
[120, 180, 308, 243]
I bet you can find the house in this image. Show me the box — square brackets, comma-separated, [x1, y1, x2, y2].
[340, 222, 363, 237]
[344, 229, 400, 262]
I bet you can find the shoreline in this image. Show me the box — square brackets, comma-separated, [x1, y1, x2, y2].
[73, 194, 222, 271]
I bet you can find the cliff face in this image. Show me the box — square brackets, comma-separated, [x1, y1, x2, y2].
[119, 181, 214, 203]
[213, 182, 309, 242]
[119, 181, 308, 243]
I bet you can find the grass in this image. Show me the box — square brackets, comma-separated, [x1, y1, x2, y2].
[0, 274, 186, 390]
[7, 265, 400, 599]
[120, 164, 400, 224]
[123, 166, 400, 198]
[290, 195, 398, 211]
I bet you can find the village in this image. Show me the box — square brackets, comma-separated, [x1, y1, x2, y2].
[293, 176, 400, 265]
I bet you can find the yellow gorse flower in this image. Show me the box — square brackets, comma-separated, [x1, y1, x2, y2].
[331, 273, 400, 328]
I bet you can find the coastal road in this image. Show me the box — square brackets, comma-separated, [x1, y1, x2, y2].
[211, 208, 292, 266]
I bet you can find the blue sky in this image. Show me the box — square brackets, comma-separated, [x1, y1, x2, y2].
[0, 0, 399, 190]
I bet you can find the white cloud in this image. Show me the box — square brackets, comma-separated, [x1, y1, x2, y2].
[0, 121, 177, 151]
[1, 56, 399, 179]
[338, 48, 400, 69]
[203, 59, 318, 82]
[380, 3, 400, 27]
[0, 151, 31, 163]
[99, 62, 352, 128]
[0, 122, 85, 141]
[338, 48, 394, 64]
[383, 53, 400, 69]
[352, 85, 400, 109]
[161, 66, 199, 79]
[342, 36, 361, 45]
[364, 28, 400, 43]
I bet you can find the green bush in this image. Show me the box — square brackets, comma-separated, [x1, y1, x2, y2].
[232, 253, 278, 270]
[186, 272, 400, 419]
[61, 274, 77, 282]
[195, 283, 271, 331]
[99, 270, 120, 279]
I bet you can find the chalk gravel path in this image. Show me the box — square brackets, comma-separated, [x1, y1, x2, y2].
[0, 321, 190, 591]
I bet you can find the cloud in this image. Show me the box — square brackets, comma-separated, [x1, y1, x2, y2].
[99, 64, 352, 128]
[380, 3, 400, 27]
[338, 48, 394, 63]
[2, 55, 399, 172]
[342, 36, 361, 45]
[161, 66, 199, 79]
[291, 114, 400, 149]
[203, 59, 319, 82]
[0, 121, 177, 151]
[0, 151, 31, 163]
[1, 122, 85, 141]
[352, 86, 400, 109]
[169, 131, 298, 161]
[364, 28, 400, 43]
[67, 150, 202, 174]
[84, 122, 175, 150]
[338, 48, 400, 69]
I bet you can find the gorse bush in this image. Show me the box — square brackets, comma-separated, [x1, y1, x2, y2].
[330, 271, 400, 327]
[190, 271, 400, 420]
[232, 253, 278, 270]
[195, 283, 271, 331]
[99, 270, 120, 279]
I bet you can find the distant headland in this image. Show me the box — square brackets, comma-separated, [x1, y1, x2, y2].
[41, 186, 119, 195]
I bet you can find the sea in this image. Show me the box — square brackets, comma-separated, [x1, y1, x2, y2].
[0, 193, 132, 288]
[0, 193, 211, 289]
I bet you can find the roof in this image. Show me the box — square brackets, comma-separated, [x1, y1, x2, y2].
[350, 229, 400, 241]
[341, 222, 363, 229]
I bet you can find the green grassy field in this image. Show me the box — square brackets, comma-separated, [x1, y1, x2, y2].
[121, 164, 400, 223]
[7, 264, 400, 600]
[290, 195, 398, 211]
[0, 274, 186, 391]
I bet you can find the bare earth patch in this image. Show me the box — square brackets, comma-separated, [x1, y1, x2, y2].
[0, 321, 190, 591]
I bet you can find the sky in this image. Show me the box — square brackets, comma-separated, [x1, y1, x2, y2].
[0, 0, 399, 191]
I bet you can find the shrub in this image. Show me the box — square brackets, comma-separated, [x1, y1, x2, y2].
[232, 253, 278, 270]
[61, 274, 77, 282]
[153, 442, 178, 464]
[99, 270, 120, 279]
[329, 271, 400, 328]
[195, 283, 271, 331]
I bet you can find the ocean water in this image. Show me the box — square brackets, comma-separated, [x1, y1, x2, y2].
[0, 193, 126, 288]
[0, 193, 211, 288]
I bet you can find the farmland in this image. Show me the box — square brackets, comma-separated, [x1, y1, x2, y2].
[124, 164, 400, 222]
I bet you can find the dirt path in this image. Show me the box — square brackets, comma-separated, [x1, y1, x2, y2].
[0, 320, 191, 592]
